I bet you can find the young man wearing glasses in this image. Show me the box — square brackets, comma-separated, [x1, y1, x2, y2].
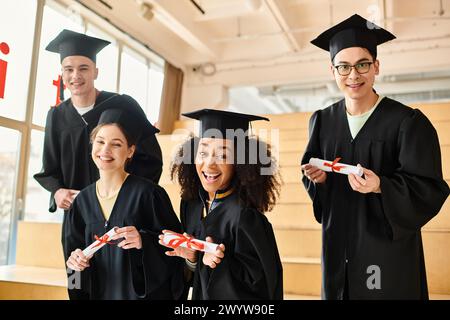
[301, 14, 449, 299]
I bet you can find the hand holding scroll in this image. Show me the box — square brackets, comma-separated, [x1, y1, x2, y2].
[348, 165, 381, 194]
[202, 236, 225, 269]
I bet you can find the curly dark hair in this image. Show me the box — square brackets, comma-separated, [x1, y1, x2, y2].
[170, 135, 282, 213]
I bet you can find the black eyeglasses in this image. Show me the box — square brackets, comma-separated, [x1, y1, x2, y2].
[334, 62, 374, 76]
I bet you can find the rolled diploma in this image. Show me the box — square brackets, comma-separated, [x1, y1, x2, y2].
[162, 232, 219, 254]
[309, 157, 363, 177]
[82, 227, 118, 257]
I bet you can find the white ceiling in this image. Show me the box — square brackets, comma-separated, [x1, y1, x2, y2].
[72, 0, 450, 113]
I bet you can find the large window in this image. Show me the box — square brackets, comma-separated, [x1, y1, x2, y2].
[21, 1, 165, 225]
[0, 0, 37, 265]
[86, 24, 118, 93]
[119, 46, 149, 110]
[0, 127, 21, 265]
[147, 63, 165, 125]
[25, 130, 64, 222]
[32, 2, 84, 127]
[120, 47, 165, 126]
[0, 0, 37, 121]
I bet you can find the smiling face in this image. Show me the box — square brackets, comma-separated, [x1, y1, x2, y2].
[195, 138, 235, 199]
[91, 124, 135, 173]
[61, 55, 98, 97]
[331, 47, 379, 101]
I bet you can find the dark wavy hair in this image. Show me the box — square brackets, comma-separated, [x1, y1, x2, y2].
[170, 135, 282, 213]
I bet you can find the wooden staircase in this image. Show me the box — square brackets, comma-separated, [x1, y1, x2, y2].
[1, 102, 449, 300]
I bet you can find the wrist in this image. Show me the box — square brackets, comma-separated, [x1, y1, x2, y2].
[374, 178, 381, 193]
[186, 256, 197, 263]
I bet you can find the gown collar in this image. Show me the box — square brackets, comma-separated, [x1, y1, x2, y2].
[199, 183, 235, 217]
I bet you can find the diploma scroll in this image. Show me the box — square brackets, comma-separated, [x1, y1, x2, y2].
[309, 157, 363, 177]
[83, 227, 118, 257]
[161, 231, 219, 254]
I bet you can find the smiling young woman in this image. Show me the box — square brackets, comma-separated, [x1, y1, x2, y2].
[63, 108, 184, 300]
[162, 109, 283, 300]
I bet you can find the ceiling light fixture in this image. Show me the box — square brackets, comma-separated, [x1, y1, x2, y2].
[139, 2, 154, 21]
[246, 0, 262, 11]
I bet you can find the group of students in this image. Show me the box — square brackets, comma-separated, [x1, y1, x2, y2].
[34, 14, 449, 300]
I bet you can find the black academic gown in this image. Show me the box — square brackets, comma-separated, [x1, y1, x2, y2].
[181, 189, 283, 300]
[301, 97, 450, 299]
[64, 175, 184, 300]
[34, 91, 163, 213]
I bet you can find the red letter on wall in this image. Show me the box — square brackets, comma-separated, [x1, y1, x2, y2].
[52, 75, 66, 106]
[0, 42, 10, 99]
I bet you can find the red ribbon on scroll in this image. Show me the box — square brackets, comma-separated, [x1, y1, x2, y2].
[93, 234, 113, 248]
[324, 157, 346, 173]
[167, 232, 205, 251]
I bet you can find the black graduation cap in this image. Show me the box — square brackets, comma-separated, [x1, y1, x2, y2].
[182, 108, 269, 138]
[310, 14, 396, 61]
[46, 29, 110, 63]
[97, 99, 159, 144]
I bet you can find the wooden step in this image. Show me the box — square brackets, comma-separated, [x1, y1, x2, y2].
[278, 183, 310, 204]
[16, 221, 64, 269]
[260, 128, 309, 141]
[422, 229, 450, 294]
[173, 119, 197, 132]
[413, 102, 450, 122]
[279, 166, 301, 184]
[160, 164, 175, 185]
[443, 145, 450, 180]
[424, 195, 450, 230]
[279, 152, 302, 166]
[267, 204, 316, 229]
[272, 140, 306, 153]
[162, 182, 182, 216]
[157, 133, 191, 161]
[275, 228, 321, 258]
[0, 265, 67, 300]
[282, 257, 321, 296]
[433, 121, 450, 146]
[254, 113, 313, 130]
[429, 293, 450, 300]
[284, 294, 321, 300]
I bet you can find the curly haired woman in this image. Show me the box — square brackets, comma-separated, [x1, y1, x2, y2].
[159, 109, 283, 300]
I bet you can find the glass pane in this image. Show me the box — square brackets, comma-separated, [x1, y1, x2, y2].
[33, 3, 84, 127]
[146, 63, 165, 126]
[0, 127, 20, 265]
[0, 0, 36, 121]
[24, 129, 64, 222]
[119, 47, 148, 112]
[86, 24, 118, 93]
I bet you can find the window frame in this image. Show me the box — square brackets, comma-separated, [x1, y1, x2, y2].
[0, 0, 165, 264]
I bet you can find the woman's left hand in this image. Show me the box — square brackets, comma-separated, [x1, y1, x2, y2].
[111, 226, 142, 250]
[202, 236, 225, 269]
